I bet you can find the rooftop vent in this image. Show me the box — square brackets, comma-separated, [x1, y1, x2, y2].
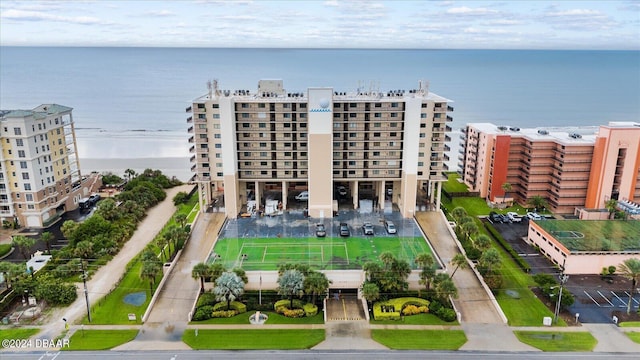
[569, 133, 582, 139]
[509, 127, 520, 132]
[497, 126, 508, 131]
[538, 129, 549, 135]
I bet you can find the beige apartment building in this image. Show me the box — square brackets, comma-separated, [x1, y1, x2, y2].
[460, 122, 640, 214]
[0, 104, 98, 228]
[187, 80, 454, 219]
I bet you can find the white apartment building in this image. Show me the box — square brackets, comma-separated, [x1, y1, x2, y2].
[187, 80, 454, 219]
[0, 104, 98, 228]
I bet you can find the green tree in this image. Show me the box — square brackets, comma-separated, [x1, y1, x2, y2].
[124, 168, 136, 182]
[213, 271, 245, 310]
[0, 261, 25, 288]
[278, 263, 312, 276]
[605, 199, 619, 219]
[277, 269, 305, 308]
[473, 234, 492, 251]
[361, 282, 380, 308]
[96, 198, 121, 221]
[527, 195, 548, 212]
[478, 248, 501, 276]
[73, 240, 94, 260]
[501, 182, 512, 204]
[140, 254, 162, 294]
[164, 225, 188, 254]
[461, 221, 478, 241]
[415, 253, 437, 292]
[232, 268, 249, 284]
[208, 263, 225, 282]
[174, 213, 188, 229]
[618, 258, 640, 314]
[304, 271, 331, 305]
[378, 252, 411, 295]
[60, 220, 79, 239]
[173, 192, 190, 206]
[192, 262, 210, 294]
[40, 232, 54, 254]
[450, 253, 469, 278]
[433, 273, 458, 304]
[12, 236, 36, 259]
[451, 207, 468, 223]
[33, 273, 77, 305]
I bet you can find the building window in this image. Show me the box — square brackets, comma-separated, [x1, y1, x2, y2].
[13, 127, 21, 135]
[22, 173, 29, 180]
[16, 139, 24, 146]
[374, 113, 381, 118]
[18, 150, 25, 158]
[259, 123, 266, 128]
[260, 152, 268, 157]
[20, 161, 27, 169]
[24, 183, 31, 190]
[390, 113, 398, 117]
[373, 122, 381, 127]
[419, 133, 426, 138]
[259, 143, 267, 147]
[390, 122, 397, 127]
[213, 114, 220, 119]
[215, 144, 221, 148]
[212, 104, 219, 108]
[374, 132, 380, 137]
[242, 123, 250, 128]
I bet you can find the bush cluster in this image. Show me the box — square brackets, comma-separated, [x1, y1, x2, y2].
[435, 307, 457, 322]
[212, 310, 237, 318]
[192, 305, 215, 321]
[401, 305, 429, 315]
[274, 299, 316, 318]
[213, 301, 247, 314]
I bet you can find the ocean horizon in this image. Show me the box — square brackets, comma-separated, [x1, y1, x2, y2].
[1, 47, 638, 181]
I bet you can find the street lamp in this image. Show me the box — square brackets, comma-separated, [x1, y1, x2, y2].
[551, 274, 569, 324]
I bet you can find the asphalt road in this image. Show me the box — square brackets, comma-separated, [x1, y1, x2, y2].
[4, 350, 640, 360]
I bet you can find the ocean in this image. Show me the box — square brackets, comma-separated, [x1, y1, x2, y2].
[1, 47, 638, 181]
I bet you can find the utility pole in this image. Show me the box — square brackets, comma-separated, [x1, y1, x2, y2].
[554, 260, 568, 324]
[80, 259, 91, 323]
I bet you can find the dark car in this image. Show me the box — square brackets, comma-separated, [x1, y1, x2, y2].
[315, 224, 326, 237]
[489, 211, 504, 223]
[362, 222, 374, 235]
[339, 223, 350, 237]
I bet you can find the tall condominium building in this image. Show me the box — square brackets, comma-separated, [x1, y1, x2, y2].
[459, 122, 640, 214]
[0, 104, 96, 228]
[187, 79, 454, 219]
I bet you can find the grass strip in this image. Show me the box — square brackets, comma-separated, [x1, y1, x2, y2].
[190, 311, 324, 325]
[63, 330, 138, 351]
[620, 321, 640, 327]
[0, 328, 40, 340]
[182, 329, 324, 349]
[370, 313, 457, 325]
[371, 329, 466, 350]
[514, 331, 597, 351]
[625, 332, 640, 344]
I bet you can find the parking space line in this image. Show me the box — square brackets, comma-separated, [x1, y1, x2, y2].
[611, 291, 628, 307]
[624, 292, 640, 305]
[584, 290, 601, 306]
[262, 246, 267, 262]
[597, 290, 615, 307]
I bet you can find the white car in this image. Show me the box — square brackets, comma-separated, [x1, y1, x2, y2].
[384, 220, 397, 234]
[526, 212, 542, 221]
[507, 212, 522, 223]
[295, 191, 309, 201]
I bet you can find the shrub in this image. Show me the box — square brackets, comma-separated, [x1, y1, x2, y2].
[373, 305, 401, 320]
[274, 299, 303, 311]
[303, 303, 318, 317]
[435, 307, 457, 322]
[402, 305, 420, 315]
[418, 305, 429, 314]
[213, 301, 247, 314]
[532, 273, 556, 287]
[212, 310, 237, 318]
[484, 222, 531, 272]
[429, 300, 443, 313]
[283, 308, 305, 318]
[196, 293, 217, 308]
[173, 192, 190, 206]
[0, 244, 12, 258]
[193, 305, 214, 321]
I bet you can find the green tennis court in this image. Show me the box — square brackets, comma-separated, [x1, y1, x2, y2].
[211, 236, 435, 271]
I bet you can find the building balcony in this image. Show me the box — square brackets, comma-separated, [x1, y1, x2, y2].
[187, 126, 194, 133]
[447, 106, 454, 112]
[188, 136, 195, 143]
[446, 115, 453, 122]
[186, 106, 192, 113]
[187, 116, 193, 123]
[190, 155, 196, 163]
[189, 146, 195, 153]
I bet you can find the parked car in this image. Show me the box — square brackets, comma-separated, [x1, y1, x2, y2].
[315, 224, 326, 237]
[384, 220, 397, 234]
[339, 223, 350, 237]
[526, 212, 543, 221]
[507, 212, 522, 223]
[489, 211, 505, 223]
[295, 191, 309, 201]
[338, 186, 348, 197]
[362, 222, 374, 235]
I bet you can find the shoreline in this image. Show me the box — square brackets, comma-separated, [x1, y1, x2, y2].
[80, 157, 192, 182]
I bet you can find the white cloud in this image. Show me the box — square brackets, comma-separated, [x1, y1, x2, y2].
[484, 19, 523, 26]
[446, 6, 498, 15]
[146, 10, 175, 17]
[541, 8, 615, 31]
[1, 9, 108, 25]
[218, 15, 256, 20]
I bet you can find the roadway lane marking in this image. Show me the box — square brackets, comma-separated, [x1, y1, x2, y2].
[584, 290, 601, 306]
[624, 291, 640, 305]
[597, 290, 614, 307]
[342, 299, 347, 319]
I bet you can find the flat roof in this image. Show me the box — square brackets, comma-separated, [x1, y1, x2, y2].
[469, 123, 598, 145]
[536, 220, 640, 252]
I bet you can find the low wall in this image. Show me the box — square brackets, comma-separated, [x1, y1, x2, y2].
[142, 249, 183, 322]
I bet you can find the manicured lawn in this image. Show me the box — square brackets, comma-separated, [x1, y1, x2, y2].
[0, 243, 12, 258]
[370, 313, 457, 325]
[182, 329, 324, 349]
[371, 329, 467, 350]
[443, 173, 469, 193]
[190, 311, 324, 325]
[63, 330, 138, 350]
[213, 236, 434, 271]
[620, 321, 640, 327]
[514, 331, 597, 351]
[625, 332, 640, 344]
[0, 328, 39, 340]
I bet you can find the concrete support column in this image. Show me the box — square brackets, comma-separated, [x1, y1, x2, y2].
[255, 181, 260, 211]
[379, 180, 386, 209]
[352, 180, 359, 209]
[282, 180, 287, 210]
[429, 181, 435, 205]
[198, 182, 205, 212]
[435, 181, 442, 211]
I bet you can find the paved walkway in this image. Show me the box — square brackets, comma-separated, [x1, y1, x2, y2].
[27, 184, 194, 344]
[584, 323, 640, 352]
[313, 321, 388, 350]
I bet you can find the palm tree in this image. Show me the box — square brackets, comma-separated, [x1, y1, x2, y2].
[415, 253, 437, 292]
[304, 271, 331, 305]
[451, 207, 468, 223]
[361, 282, 380, 309]
[278, 269, 305, 308]
[209, 263, 225, 282]
[192, 262, 210, 294]
[40, 232, 54, 254]
[434, 273, 458, 304]
[124, 168, 136, 182]
[618, 258, 640, 314]
[449, 253, 468, 278]
[213, 271, 245, 310]
[473, 234, 492, 251]
[605, 199, 619, 219]
[140, 261, 161, 294]
[527, 195, 548, 213]
[73, 240, 94, 259]
[11, 236, 36, 259]
[501, 182, 512, 204]
[156, 234, 170, 262]
[174, 213, 188, 230]
[461, 221, 478, 241]
[478, 248, 501, 275]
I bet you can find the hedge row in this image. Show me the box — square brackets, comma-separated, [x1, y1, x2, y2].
[274, 299, 317, 317]
[483, 222, 531, 273]
[213, 301, 247, 314]
[373, 297, 431, 321]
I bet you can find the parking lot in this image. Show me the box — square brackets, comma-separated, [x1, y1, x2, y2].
[489, 216, 640, 323]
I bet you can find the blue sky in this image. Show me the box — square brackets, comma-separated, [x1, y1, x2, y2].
[1, 0, 638, 49]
